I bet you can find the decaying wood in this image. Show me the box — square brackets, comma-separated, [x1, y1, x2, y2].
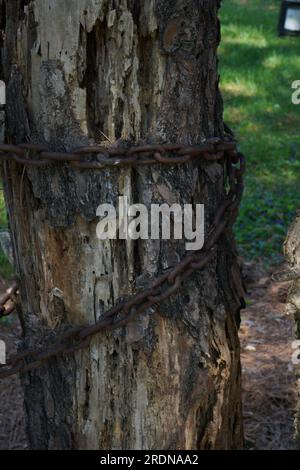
[1, 0, 244, 449]
[284, 211, 300, 447]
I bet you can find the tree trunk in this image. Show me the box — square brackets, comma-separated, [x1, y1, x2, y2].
[1, 0, 244, 450]
[284, 212, 300, 447]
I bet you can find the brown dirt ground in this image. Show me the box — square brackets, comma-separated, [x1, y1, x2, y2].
[0, 264, 298, 450]
[241, 262, 297, 450]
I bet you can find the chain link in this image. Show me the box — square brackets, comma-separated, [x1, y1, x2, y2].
[0, 139, 237, 169]
[0, 138, 245, 379]
[0, 281, 18, 319]
[272, 267, 300, 283]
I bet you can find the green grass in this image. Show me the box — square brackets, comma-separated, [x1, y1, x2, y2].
[0, 190, 7, 227]
[0, 250, 13, 279]
[220, 0, 300, 265]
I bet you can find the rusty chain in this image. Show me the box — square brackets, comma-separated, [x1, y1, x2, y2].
[0, 139, 237, 169]
[272, 266, 300, 283]
[0, 138, 245, 379]
[0, 281, 18, 319]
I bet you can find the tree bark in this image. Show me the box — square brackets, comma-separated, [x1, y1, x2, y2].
[1, 0, 244, 450]
[284, 212, 300, 447]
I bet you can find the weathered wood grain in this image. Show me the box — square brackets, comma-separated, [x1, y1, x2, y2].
[1, 0, 243, 449]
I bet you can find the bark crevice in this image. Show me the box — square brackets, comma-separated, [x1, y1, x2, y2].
[1, 0, 244, 450]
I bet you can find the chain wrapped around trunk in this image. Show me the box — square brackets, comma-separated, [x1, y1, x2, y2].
[0, 139, 236, 168]
[0, 138, 245, 379]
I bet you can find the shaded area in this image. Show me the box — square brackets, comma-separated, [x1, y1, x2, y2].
[240, 262, 297, 449]
[0, 280, 27, 450]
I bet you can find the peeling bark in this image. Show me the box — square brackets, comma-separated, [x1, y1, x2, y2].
[1, 0, 243, 450]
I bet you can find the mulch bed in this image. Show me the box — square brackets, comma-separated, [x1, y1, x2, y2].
[240, 262, 297, 449]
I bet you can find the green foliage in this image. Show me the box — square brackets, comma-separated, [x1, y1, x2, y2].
[220, 0, 300, 265]
[0, 250, 13, 279]
[0, 189, 7, 227]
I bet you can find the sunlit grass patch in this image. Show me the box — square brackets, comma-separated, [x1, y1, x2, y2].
[220, 0, 300, 265]
[223, 80, 257, 98]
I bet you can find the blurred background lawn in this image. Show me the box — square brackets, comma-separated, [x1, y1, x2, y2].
[0, 0, 299, 276]
[220, 0, 300, 265]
